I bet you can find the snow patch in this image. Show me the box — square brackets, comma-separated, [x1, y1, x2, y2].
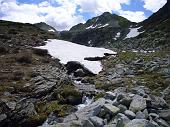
[98, 24, 109, 28]
[125, 27, 143, 39]
[115, 32, 120, 38]
[36, 39, 116, 74]
[48, 29, 55, 32]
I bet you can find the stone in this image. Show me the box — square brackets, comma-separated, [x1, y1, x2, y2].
[115, 113, 130, 126]
[76, 98, 105, 119]
[82, 119, 95, 127]
[146, 120, 160, 127]
[90, 116, 104, 127]
[6, 101, 16, 110]
[118, 104, 127, 113]
[136, 111, 146, 119]
[105, 91, 116, 100]
[103, 104, 120, 115]
[0, 114, 7, 122]
[129, 95, 146, 113]
[119, 95, 132, 107]
[74, 69, 86, 77]
[124, 110, 136, 119]
[159, 110, 170, 121]
[143, 109, 149, 119]
[149, 113, 159, 120]
[156, 118, 169, 127]
[125, 119, 148, 127]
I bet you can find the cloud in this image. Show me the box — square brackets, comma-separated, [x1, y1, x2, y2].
[119, 10, 147, 22]
[0, 0, 166, 30]
[76, 0, 131, 15]
[142, 0, 167, 12]
[0, 0, 85, 31]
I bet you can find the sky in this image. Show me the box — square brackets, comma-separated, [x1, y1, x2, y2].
[0, 0, 167, 31]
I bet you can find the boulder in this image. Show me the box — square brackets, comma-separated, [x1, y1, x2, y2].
[0, 114, 7, 122]
[74, 69, 86, 77]
[124, 110, 136, 119]
[105, 91, 116, 100]
[125, 119, 148, 127]
[129, 95, 146, 113]
[82, 119, 95, 127]
[103, 104, 120, 115]
[90, 116, 104, 127]
[159, 110, 170, 121]
[136, 111, 146, 119]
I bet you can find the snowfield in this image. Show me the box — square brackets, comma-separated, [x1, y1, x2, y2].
[125, 27, 143, 39]
[37, 39, 116, 74]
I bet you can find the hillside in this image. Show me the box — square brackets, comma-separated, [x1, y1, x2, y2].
[60, 12, 136, 47]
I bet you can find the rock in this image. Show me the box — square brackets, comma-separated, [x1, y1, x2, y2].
[136, 111, 146, 119]
[146, 120, 160, 127]
[124, 110, 136, 119]
[90, 116, 104, 127]
[115, 113, 130, 126]
[125, 119, 148, 127]
[66, 61, 95, 76]
[74, 69, 86, 77]
[76, 98, 105, 119]
[103, 104, 120, 116]
[0, 114, 7, 122]
[6, 101, 16, 110]
[143, 109, 149, 119]
[105, 91, 116, 100]
[149, 113, 159, 120]
[119, 95, 132, 107]
[129, 95, 146, 113]
[159, 110, 170, 121]
[118, 104, 127, 113]
[156, 118, 169, 127]
[82, 119, 95, 127]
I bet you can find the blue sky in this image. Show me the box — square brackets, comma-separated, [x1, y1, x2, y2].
[0, 0, 167, 30]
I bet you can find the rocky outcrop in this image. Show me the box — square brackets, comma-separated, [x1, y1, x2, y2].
[39, 86, 170, 127]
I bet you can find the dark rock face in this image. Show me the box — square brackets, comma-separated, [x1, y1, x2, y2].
[66, 61, 95, 76]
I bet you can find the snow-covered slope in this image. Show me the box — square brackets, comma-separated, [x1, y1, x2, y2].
[37, 39, 116, 74]
[125, 27, 143, 39]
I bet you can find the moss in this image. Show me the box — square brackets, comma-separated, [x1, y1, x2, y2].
[94, 93, 106, 101]
[95, 82, 105, 90]
[136, 73, 168, 90]
[117, 51, 138, 61]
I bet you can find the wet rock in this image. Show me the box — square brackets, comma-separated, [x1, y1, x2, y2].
[103, 104, 120, 115]
[90, 116, 104, 127]
[124, 110, 136, 119]
[129, 95, 146, 113]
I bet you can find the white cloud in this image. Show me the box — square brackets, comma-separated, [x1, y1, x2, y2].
[142, 0, 167, 12]
[0, 0, 165, 30]
[119, 10, 147, 22]
[76, 0, 131, 15]
[0, 0, 85, 31]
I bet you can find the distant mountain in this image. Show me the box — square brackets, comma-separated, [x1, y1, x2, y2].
[60, 1, 170, 50]
[34, 22, 58, 33]
[60, 12, 136, 47]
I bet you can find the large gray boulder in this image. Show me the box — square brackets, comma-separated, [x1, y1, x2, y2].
[129, 95, 146, 113]
[90, 116, 104, 127]
[125, 119, 148, 127]
[103, 104, 120, 115]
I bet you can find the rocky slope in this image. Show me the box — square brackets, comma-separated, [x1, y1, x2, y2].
[60, 12, 135, 47]
[0, 20, 82, 127]
[60, 1, 170, 50]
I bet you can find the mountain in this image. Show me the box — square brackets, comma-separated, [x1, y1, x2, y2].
[60, 12, 136, 47]
[34, 22, 58, 33]
[60, 1, 170, 50]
